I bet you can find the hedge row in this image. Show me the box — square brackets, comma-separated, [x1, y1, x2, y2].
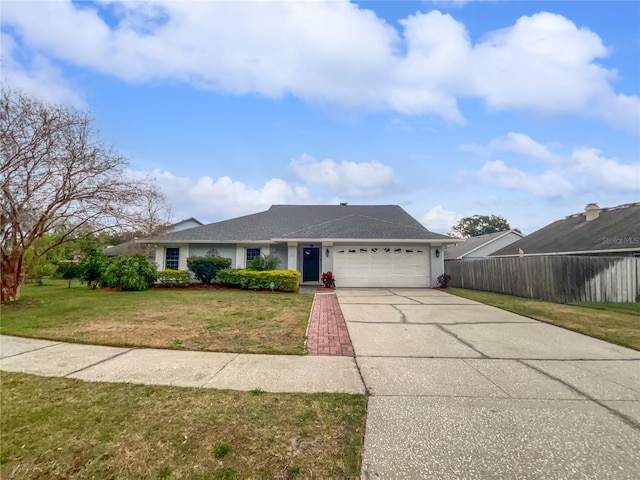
[157, 269, 191, 288]
[217, 269, 300, 292]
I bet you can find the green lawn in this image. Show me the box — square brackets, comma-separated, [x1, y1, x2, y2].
[448, 288, 640, 351]
[1, 372, 367, 479]
[0, 281, 314, 355]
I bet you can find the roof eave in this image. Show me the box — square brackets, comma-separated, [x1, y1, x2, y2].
[492, 247, 640, 257]
[272, 237, 458, 244]
[138, 239, 274, 245]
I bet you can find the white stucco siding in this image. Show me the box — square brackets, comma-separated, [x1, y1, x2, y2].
[270, 244, 289, 270]
[187, 245, 237, 266]
[322, 243, 334, 273]
[287, 243, 298, 271]
[430, 246, 444, 286]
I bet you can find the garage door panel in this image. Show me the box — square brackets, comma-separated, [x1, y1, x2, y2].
[334, 246, 430, 288]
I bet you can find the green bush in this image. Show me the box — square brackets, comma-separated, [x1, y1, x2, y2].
[157, 269, 191, 288]
[79, 253, 110, 289]
[217, 269, 300, 292]
[103, 255, 157, 291]
[246, 254, 281, 271]
[187, 256, 232, 285]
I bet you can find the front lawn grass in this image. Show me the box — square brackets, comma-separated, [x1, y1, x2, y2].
[448, 288, 640, 351]
[0, 281, 314, 355]
[1, 372, 367, 479]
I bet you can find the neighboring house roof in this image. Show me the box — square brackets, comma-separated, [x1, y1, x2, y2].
[146, 205, 453, 244]
[105, 217, 203, 256]
[444, 230, 524, 260]
[492, 202, 640, 257]
[104, 238, 148, 257]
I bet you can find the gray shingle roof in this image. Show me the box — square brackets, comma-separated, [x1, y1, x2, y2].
[491, 203, 640, 256]
[146, 205, 452, 243]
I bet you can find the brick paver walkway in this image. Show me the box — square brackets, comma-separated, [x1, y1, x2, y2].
[306, 292, 355, 356]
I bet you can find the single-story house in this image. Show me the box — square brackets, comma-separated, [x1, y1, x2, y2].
[491, 202, 640, 258]
[143, 205, 456, 287]
[105, 217, 203, 258]
[444, 230, 524, 261]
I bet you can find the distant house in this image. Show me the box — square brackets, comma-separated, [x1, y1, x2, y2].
[491, 203, 640, 258]
[444, 230, 524, 261]
[145, 205, 456, 287]
[104, 218, 204, 258]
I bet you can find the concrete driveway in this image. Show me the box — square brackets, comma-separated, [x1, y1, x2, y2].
[338, 288, 640, 479]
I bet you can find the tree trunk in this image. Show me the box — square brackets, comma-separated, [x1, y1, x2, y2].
[1, 271, 23, 302]
[1, 254, 25, 302]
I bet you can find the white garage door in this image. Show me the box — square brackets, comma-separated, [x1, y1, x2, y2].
[333, 246, 430, 287]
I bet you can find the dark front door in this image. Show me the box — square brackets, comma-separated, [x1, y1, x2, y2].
[302, 247, 320, 282]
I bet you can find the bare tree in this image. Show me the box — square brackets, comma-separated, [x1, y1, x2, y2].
[0, 87, 169, 301]
[130, 187, 173, 237]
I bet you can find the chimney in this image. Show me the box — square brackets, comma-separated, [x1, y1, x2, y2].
[584, 203, 600, 221]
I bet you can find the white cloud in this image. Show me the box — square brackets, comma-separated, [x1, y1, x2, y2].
[568, 147, 640, 191]
[471, 13, 608, 110]
[488, 132, 561, 163]
[151, 170, 315, 222]
[2, 2, 637, 130]
[428, 0, 495, 7]
[0, 33, 84, 107]
[289, 154, 396, 198]
[482, 132, 640, 193]
[476, 160, 573, 197]
[467, 13, 640, 132]
[419, 205, 461, 233]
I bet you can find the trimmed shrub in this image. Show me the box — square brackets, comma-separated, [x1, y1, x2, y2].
[103, 255, 157, 291]
[246, 254, 281, 271]
[217, 269, 300, 292]
[187, 256, 232, 285]
[157, 269, 191, 288]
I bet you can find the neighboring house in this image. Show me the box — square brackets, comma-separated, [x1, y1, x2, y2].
[444, 230, 524, 261]
[144, 205, 456, 287]
[169, 218, 206, 232]
[491, 203, 640, 258]
[105, 217, 204, 258]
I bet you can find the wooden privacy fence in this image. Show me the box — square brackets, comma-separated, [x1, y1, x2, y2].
[445, 256, 640, 303]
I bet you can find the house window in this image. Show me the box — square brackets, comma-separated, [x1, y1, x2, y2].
[246, 248, 261, 263]
[165, 248, 179, 270]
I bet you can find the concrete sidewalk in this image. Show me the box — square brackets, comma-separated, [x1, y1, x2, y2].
[0, 334, 364, 394]
[3, 288, 640, 479]
[338, 288, 640, 480]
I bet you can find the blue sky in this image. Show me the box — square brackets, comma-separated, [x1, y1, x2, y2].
[2, 0, 639, 234]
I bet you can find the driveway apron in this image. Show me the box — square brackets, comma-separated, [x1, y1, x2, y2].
[338, 288, 640, 480]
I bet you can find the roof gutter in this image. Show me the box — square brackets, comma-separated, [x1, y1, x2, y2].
[136, 239, 275, 245]
[142, 238, 459, 245]
[271, 237, 459, 244]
